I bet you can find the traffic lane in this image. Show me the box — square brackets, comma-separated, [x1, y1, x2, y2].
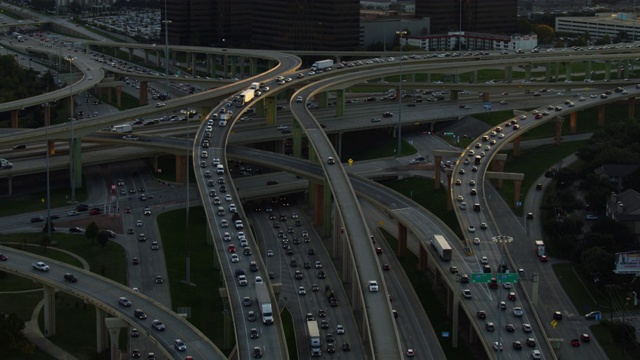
[0, 246, 223, 359]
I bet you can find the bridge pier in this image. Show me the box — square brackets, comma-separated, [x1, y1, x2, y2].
[545, 63, 552, 82]
[585, 60, 593, 80]
[569, 112, 577, 134]
[254, 98, 265, 116]
[512, 136, 521, 157]
[598, 104, 605, 127]
[504, 65, 513, 82]
[11, 109, 19, 128]
[250, 58, 258, 76]
[175, 154, 187, 184]
[604, 60, 612, 81]
[493, 158, 506, 188]
[105, 317, 128, 360]
[445, 171, 452, 211]
[397, 223, 407, 257]
[155, 50, 161, 67]
[629, 97, 636, 119]
[230, 57, 237, 79]
[513, 179, 523, 208]
[433, 155, 442, 189]
[70, 138, 83, 189]
[139, 81, 148, 106]
[292, 122, 302, 158]
[565, 61, 573, 81]
[319, 92, 328, 109]
[418, 243, 428, 271]
[96, 308, 109, 352]
[554, 116, 564, 145]
[44, 103, 55, 155]
[451, 295, 460, 348]
[335, 89, 345, 117]
[264, 96, 277, 125]
[312, 183, 324, 226]
[127, 48, 133, 61]
[43, 285, 56, 337]
[323, 177, 332, 237]
[524, 65, 531, 81]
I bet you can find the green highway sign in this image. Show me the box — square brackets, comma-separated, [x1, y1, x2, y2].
[471, 273, 492, 283]
[497, 273, 519, 283]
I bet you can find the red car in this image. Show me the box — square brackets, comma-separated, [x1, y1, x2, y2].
[89, 209, 101, 215]
[132, 257, 139, 265]
[124, 207, 132, 214]
[571, 338, 580, 347]
[375, 247, 382, 254]
[534, 113, 543, 119]
[383, 264, 390, 271]
[581, 334, 590, 343]
[0, 253, 8, 261]
[540, 255, 548, 262]
[507, 292, 516, 301]
[228, 244, 236, 253]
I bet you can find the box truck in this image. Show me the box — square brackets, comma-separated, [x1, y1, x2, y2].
[431, 234, 452, 261]
[311, 59, 334, 71]
[307, 320, 321, 357]
[112, 124, 132, 133]
[256, 282, 274, 325]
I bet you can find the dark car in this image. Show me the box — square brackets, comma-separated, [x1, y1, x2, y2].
[553, 311, 563, 320]
[318, 270, 326, 279]
[63, 273, 78, 282]
[512, 341, 522, 350]
[31, 216, 44, 223]
[342, 342, 350, 352]
[69, 227, 83, 233]
[477, 310, 486, 319]
[266, 180, 278, 185]
[134, 309, 147, 320]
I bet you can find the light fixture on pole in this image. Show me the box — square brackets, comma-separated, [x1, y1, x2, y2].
[181, 109, 192, 284]
[395, 30, 407, 156]
[43, 102, 52, 239]
[492, 235, 514, 360]
[65, 56, 76, 202]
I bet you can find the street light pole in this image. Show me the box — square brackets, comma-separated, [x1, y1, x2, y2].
[182, 109, 191, 284]
[163, 0, 171, 102]
[43, 103, 52, 239]
[395, 30, 407, 157]
[65, 56, 76, 202]
[492, 235, 513, 360]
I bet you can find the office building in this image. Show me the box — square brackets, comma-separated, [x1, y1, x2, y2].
[251, 0, 359, 51]
[415, 0, 517, 35]
[556, 13, 640, 42]
[163, 0, 359, 50]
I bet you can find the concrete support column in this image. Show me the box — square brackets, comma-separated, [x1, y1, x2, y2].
[70, 138, 82, 188]
[565, 61, 573, 81]
[512, 136, 521, 157]
[223, 55, 229, 78]
[7, 174, 12, 195]
[155, 50, 161, 67]
[513, 179, 523, 208]
[545, 63, 552, 82]
[449, 90, 459, 101]
[143, 50, 149, 64]
[586, 60, 593, 79]
[254, 99, 265, 116]
[446, 172, 452, 211]
[604, 60, 612, 81]
[175, 154, 187, 184]
[623, 59, 630, 79]
[335, 89, 346, 117]
[43, 285, 56, 337]
[312, 183, 324, 225]
[554, 116, 564, 145]
[397, 223, 407, 257]
[11, 109, 19, 128]
[524, 65, 531, 80]
[206, 54, 213, 77]
[190, 52, 196, 77]
[554, 62, 560, 81]
[104, 318, 128, 360]
[482, 92, 490, 103]
[470, 71, 477, 83]
[319, 92, 329, 109]
[250, 58, 258, 76]
[230, 57, 237, 78]
[127, 48, 133, 61]
[323, 177, 332, 237]
[418, 244, 428, 271]
[504, 65, 513, 82]
[451, 295, 459, 348]
[434, 155, 442, 189]
[569, 112, 577, 134]
[292, 121, 302, 158]
[264, 96, 277, 125]
[494, 159, 506, 188]
[139, 81, 148, 106]
[628, 96, 636, 119]
[96, 308, 108, 352]
[598, 105, 605, 127]
[171, 51, 176, 67]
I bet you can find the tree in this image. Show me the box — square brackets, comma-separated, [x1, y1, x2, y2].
[85, 222, 99, 240]
[0, 312, 35, 354]
[535, 24, 555, 44]
[96, 231, 110, 248]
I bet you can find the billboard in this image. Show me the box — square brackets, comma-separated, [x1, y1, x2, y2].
[614, 251, 640, 274]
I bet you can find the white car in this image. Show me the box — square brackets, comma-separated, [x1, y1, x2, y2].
[32, 262, 50, 272]
[468, 225, 476, 233]
[298, 286, 306, 295]
[480, 256, 488, 264]
[225, 194, 232, 202]
[237, 275, 248, 286]
[136, 220, 143, 227]
[155, 102, 165, 107]
[267, 250, 274, 257]
[368, 280, 379, 292]
[462, 289, 472, 299]
[230, 254, 239, 263]
[523, 323, 532, 333]
[473, 238, 480, 245]
[531, 350, 541, 359]
[503, 282, 512, 289]
[513, 307, 523, 317]
[336, 325, 344, 334]
[220, 219, 228, 228]
[174, 339, 187, 351]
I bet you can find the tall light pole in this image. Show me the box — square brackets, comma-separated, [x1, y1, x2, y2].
[492, 235, 514, 360]
[43, 103, 52, 239]
[163, 0, 171, 101]
[459, 0, 463, 52]
[181, 109, 192, 284]
[395, 30, 407, 156]
[65, 56, 76, 202]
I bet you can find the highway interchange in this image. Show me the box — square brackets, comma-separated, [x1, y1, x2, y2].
[2, 15, 640, 359]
